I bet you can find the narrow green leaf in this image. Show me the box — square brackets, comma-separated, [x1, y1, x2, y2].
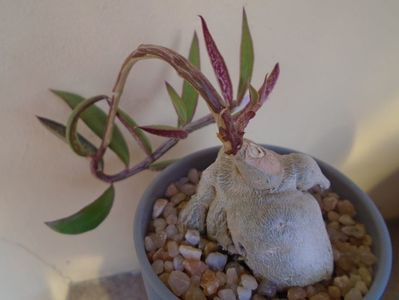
[165, 82, 188, 126]
[116, 110, 153, 156]
[237, 8, 254, 103]
[181, 32, 200, 122]
[45, 185, 115, 234]
[248, 84, 259, 104]
[37, 116, 97, 155]
[51, 90, 130, 166]
[149, 159, 177, 171]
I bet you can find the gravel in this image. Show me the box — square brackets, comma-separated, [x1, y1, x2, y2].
[145, 169, 376, 299]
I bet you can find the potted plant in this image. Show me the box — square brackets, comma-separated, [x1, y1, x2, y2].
[38, 9, 391, 300]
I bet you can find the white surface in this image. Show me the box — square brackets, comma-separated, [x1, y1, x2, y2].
[0, 0, 398, 299]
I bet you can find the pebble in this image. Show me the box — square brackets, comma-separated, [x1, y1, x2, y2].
[287, 286, 306, 299]
[168, 271, 191, 296]
[171, 193, 187, 205]
[165, 224, 179, 238]
[218, 288, 236, 300]
[201, 269, 220, 296]
[153, 198, 168, 218]
[153, 218, 167, 231]
[188, 168, 200, 184]
[163, 205, 177, 220]
[191, 275, 201, 287]
[185, 229, 201, 246]
[183, 259, 208, 276]
[216, 271, 227, 287]
[344, 288, 362, 300]
[327, 211, 340, 222]
[237, 286, 251, 300]
[173, 255, 184, 271]
[252, 295, 267, 300]
[341, 224, 365, 238]
[206, 252, 228, 271]
[257, 279, 277, 297]
[144, 236, 156, 252]
[153, 232, 167, 249]
[159, 272, 170, 285]
[166, 214, 178, 225]
[358, 267, 372, 286]
[338, 215, 356, 225]
[226, 268, 239, 287]
[171, 232, 185, 242]
[164, 261, 174, 273]
[152, 259, 164, 274]
[204, 241, 218, 256]
[184, 285, 206, 300]
[354, 280, 368, 295]
[322, 196, 338, 211]
[327, 285, 341, 299]
[240, 274, 258, 290]
[167, 240, 179, 257]
[337, 200, 356, 216]
[179, 245, 202, 260]
[334, 275, 351, 294]
[180, 183, 197, 196]
[309, 292, 330, 300]
[165, 183, 179, 197]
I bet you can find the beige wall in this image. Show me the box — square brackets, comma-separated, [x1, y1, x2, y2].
[1, 0, 398, 299]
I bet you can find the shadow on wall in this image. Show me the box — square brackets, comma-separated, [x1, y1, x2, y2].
[369, 169, 399, 221]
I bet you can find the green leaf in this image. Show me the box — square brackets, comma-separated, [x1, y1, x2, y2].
[37, 116, 97, 155]
[46, 185, 115, 234]
[248, 84, 259, 104]
[51, 90, 130, 166]
[165, 82, 188, 126]
[181, 32, 200, 122]
[237, 8, 254, 103]
[116, 110, 153, 156]
[149, 159, 177, 171]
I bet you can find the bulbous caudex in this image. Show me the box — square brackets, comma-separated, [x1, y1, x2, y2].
[180, 140, 334, 287]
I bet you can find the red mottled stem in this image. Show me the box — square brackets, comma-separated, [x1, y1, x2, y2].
[90, 114, 215, 183]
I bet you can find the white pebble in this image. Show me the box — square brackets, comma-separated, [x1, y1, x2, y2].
[205, 252, 228, 271]
[185, 229, 201, 246]
[188, 168, 200, 183]
[168, 270, 190, 296]
[338, 214, 355, 225]
[152, 198, 168, 218]
[226, 268, 239, 286]
[153, 232, 167, 249]
[173, 255, 184, 271]
[179, 245, 202, 260]
[144, 236, 156, 252]
[166, 214, 178, 225]
[237, 286, 251, 300]
[152, 218, 166, 232]
[240, 274, 258, 290]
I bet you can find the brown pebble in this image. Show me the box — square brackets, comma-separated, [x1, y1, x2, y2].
[362, 234, 373, 246]
[204, 241, 218, 256]
[153, 218, 167, 231]
[226, 268, 239, 287]
[344, 288, 362, 300]
[153, 232, 167, 249]
[200, 269, 220, 296]
[165, 183, 179, 197]
[165, 224, 178, 238]
[337, 200, 356, 216]
[162, 204, 177, 219]
[180, 183, 197, 196]
[183, 259, 208, 276]
[309, 292, 330, 300]
[167, 240, 179, 257]
[252, 295, 267, 300]
[159, 272, 170, 285]
[168, 270, 191, 296]
[341, 224, 365, 238]
[337, 256, 355, 272]
[164, 261, 174, 273]
[257, 279, 277, 297]
[327, 211, 340, 222]
[323, 196, 338, 211]
[358, 267, 372, 286]
[152, 259, 164, 274]
[287, 286, 306, 300]
[338, 214, 355, 225]
[171, 192, 186, 205]
[216, 271, 227, 287]
[327, 286, 341, 299]
[166, 213, 178, 225]
[184, 285, 206, 300]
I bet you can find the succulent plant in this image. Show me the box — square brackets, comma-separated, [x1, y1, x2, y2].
[38, 9, 279, 234]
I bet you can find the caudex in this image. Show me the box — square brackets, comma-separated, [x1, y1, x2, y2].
[39, 9, 333, 287]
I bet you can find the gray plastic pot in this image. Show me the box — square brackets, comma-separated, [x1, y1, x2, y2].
[134, 145, 392, 300]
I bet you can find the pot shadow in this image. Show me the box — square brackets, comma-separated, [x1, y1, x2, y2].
[383, 218, 399, 300]
[369, 169, 399, 221]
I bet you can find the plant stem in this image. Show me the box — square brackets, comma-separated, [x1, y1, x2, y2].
[91, 114, 215, 183]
